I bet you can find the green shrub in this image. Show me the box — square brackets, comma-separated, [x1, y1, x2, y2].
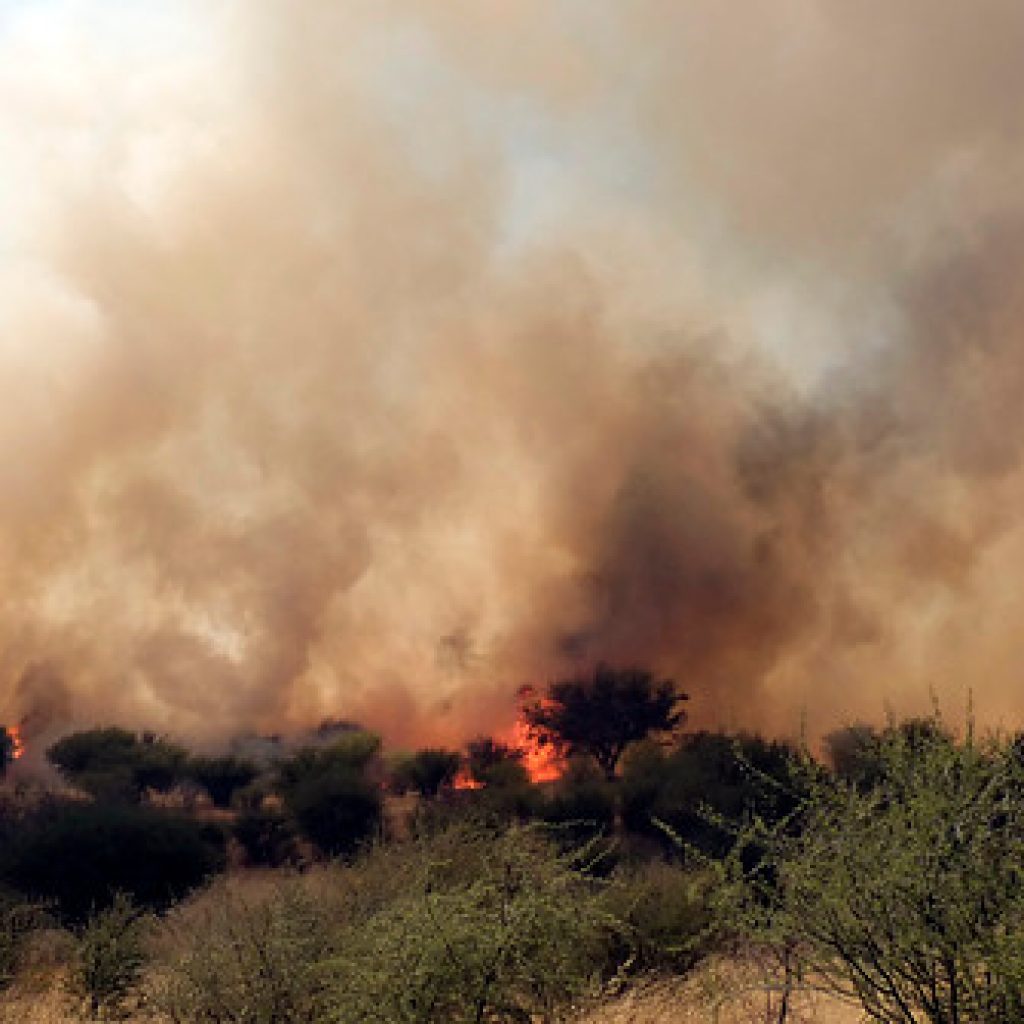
[67, 893, 149, 1019]
[729, 717, 1024, 1024]
[604, 861, 714, 973]
[325, 825, 618, 1023]
[621, 732, 806, 862]
[286, 770, 381, 858]
[541, 757, 616, 847]
[0, 803, 225, 923]
[388, 749, 462, 797]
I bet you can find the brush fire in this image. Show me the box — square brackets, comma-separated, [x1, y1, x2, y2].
[0, 0, 1023, 757]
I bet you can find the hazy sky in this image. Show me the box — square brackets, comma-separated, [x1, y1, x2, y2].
[3, 2, 1024, 749]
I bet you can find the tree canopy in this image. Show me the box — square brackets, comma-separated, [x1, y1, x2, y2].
[522, 665, 687, 778]
[47, 728, 188, 802]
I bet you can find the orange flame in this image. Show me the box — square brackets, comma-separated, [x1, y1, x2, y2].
[7, 725, 24, 760]
[509, 713, 562, 784]
[453, 767, 484, 791]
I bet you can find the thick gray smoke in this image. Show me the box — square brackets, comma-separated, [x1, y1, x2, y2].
[2, 1, 1024, 749]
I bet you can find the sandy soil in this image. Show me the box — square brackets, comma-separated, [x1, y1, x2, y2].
[1, 962, 867, 1023]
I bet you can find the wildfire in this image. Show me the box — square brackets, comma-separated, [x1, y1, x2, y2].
[509, 713, 562, 784]
[452, 695, 564, 791]
[7, 724, 24, 760]
[452, 768, 484, 791]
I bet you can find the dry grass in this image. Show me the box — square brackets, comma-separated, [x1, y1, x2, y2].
[575, 960, 866, 1024]
[0, 953, 866, 1023]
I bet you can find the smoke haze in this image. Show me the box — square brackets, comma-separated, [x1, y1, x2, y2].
[2, 0, 1024, 747]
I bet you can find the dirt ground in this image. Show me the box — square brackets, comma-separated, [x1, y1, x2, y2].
[1, 960, 867, 1023]
[576, 968, 866, 1023]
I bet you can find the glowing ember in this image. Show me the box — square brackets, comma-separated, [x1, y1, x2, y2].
[7, 725, 24, 760]
[453, 768, 484, 791]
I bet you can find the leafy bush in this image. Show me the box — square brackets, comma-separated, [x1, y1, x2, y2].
[0, 802, 225, 923]
[729, 718, 1024, 1023]
[388, 748, 462, 797]
[542, 757, 616, 847]
[604, 861, 714, 973]
[286, 770, 382, 858]
[325, 825, 618, 1023]
[67, 893, 149, 1019]
[621, 732, 806, 862]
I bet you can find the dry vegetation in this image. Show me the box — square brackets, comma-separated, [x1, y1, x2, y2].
[0, 961, 868, 1024]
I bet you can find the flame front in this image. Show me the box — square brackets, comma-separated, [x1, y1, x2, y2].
[509, 713, 562, 785]
[8, 725, 24, 761]
[453, 768, 484, 791]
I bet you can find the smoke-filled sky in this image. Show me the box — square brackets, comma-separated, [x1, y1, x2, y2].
[2, 0, 1024, 748]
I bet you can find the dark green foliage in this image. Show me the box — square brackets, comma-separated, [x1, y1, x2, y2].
[621, 732, 806, 861]
[325, 824, 618, 1023]
[0, 728, 15, 777]
[523, 665, 687, 778]
[232, 808, 301, 868]
[286, 771, 382, 858]
[825, 718, 956, 792]
[187, 754, 259, 808]
[465, 737, 525, 786]
[728, 717, 1024, 1023]
[68, 893, 149, 1019]
[542, 757, 616, 847]
[822, 723, 885, 790]
[390, 748, 463, 797]
[0, 802, 225, 923]
[47, 728, 187, 802]
[276, 734, 383, 858]
[604, 861, 715, 973]
[276, 732, 381, 797]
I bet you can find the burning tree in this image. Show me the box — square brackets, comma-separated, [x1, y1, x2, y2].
[522, 665, 687, 779]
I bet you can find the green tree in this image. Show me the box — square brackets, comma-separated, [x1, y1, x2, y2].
[0, 802, 225, 923]
[523, 665, 687, 779]
[621, 732, 806, 861]
[465, 737, 527, 788]
[276, 735, 383, 859]
[276, 732, 381, 797]
[391, 749, 463, 798]
[187, 755, 259, 808]
[728, 718, 1024, 1023]
[47, 728, 187, 802]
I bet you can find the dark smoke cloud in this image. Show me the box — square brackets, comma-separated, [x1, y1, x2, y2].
[1, 1, 1024, 747]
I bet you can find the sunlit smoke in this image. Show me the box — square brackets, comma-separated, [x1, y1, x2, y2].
[1, 2, 1024, 748]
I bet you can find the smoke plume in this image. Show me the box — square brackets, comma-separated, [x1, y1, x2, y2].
[2, 1, 1024, 748]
